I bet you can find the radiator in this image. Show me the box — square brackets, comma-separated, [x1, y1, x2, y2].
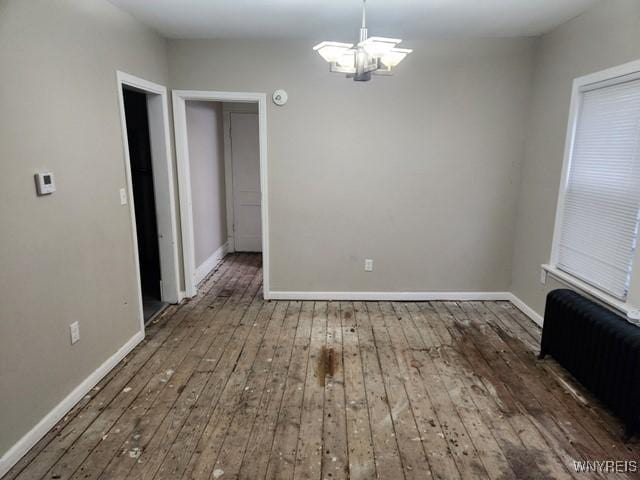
[539, 289, 640, 436]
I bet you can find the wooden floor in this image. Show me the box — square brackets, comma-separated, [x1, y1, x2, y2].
[5, 254, 640, 480]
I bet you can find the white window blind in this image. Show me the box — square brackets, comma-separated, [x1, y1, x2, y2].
[557, 77, 640, 300]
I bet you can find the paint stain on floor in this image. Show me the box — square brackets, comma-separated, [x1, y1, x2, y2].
[316, 346, 338, 386]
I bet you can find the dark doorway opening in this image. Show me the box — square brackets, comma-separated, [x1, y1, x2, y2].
[122, 88, 166, 322]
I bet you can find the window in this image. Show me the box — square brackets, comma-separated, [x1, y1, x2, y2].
[549, 62, 640, 308]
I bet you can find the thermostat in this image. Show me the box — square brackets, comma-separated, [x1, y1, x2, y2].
[35, 172, 55, 195]
[272, 89, 288, 106]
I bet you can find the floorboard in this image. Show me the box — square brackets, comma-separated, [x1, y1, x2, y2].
[4, 254, 639, 480]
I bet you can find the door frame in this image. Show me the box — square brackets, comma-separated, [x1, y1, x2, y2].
[172, 90, 270, 299]
[116, 71, 181, 334]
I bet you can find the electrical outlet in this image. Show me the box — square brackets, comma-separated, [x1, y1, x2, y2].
[364, 259, 374, 272]
[70, 321, 80, 344]
[540, 268, 547, 285]
[119, 188, 128, 205]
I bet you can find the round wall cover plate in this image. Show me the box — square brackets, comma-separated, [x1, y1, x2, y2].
[272, 89, 288, 106]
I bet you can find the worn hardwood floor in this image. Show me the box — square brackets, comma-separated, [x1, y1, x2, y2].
[5, 254, 639, 480]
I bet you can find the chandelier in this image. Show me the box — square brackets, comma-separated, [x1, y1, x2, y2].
[313, 0, 412, 82]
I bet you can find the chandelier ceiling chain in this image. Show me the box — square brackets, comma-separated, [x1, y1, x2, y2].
[313, 0, 412, 82]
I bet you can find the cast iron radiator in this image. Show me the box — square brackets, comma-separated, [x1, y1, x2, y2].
[539, 289, 640, 435]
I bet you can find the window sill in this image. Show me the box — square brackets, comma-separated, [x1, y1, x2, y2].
[541, 264, 640, 325]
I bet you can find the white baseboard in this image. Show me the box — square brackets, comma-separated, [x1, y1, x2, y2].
[194, 242, 228, 286]
[267, 290, 543, 327]
[507, 293, 544, 327]
[0, 330, 145, 478]
[267, 291, 513, 301]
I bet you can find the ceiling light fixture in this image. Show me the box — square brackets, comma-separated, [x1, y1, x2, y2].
[313, 0, 412, 82]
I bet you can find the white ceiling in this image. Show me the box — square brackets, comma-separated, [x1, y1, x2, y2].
[109, 0, 600, 40]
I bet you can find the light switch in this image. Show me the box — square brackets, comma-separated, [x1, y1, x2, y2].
[120, 188, 128, 205]
[69, 322, 80, 344]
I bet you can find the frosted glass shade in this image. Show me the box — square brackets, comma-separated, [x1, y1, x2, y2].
[336, 49, 355, 68]
[313, 41, 354, 62]
[359, 36, 401, 57]
[380, 48, 413, 68]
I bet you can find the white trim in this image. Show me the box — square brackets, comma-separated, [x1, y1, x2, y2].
[0, 331, 144, 478]
[222, 107, 235, 253]
[194, 242, 229, 286]
[506, 293, 544, 327]
[574, 58, 640, 91]
[541, 264, 637, 317]
[548, 59, 640, 314]
[270, 290, 545, 328]
[116, 71, 181, 317]
[172, 93, 196, 297]
[172, 90, 270, 299]
[549, 71, 582, 268]
[268, 291, 513, 301]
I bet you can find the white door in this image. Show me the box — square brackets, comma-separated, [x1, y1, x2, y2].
[230, 112, 262, 252]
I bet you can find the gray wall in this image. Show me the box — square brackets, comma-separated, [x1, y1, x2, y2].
[510, 0, 640, 316]
[186, 101, 227, 267]
[0, 0, 168, 456]
[168, 38, 536, 293]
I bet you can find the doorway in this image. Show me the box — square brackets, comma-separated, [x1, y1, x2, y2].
[116, 72, 181, 330]
[172, 91, 270, 299]
[122, 89, 165, 321]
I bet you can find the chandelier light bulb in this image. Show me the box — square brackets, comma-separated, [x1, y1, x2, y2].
[381, 48, 413, 68]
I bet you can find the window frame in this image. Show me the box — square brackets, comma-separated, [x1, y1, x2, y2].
[545, 59, 640, 319]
